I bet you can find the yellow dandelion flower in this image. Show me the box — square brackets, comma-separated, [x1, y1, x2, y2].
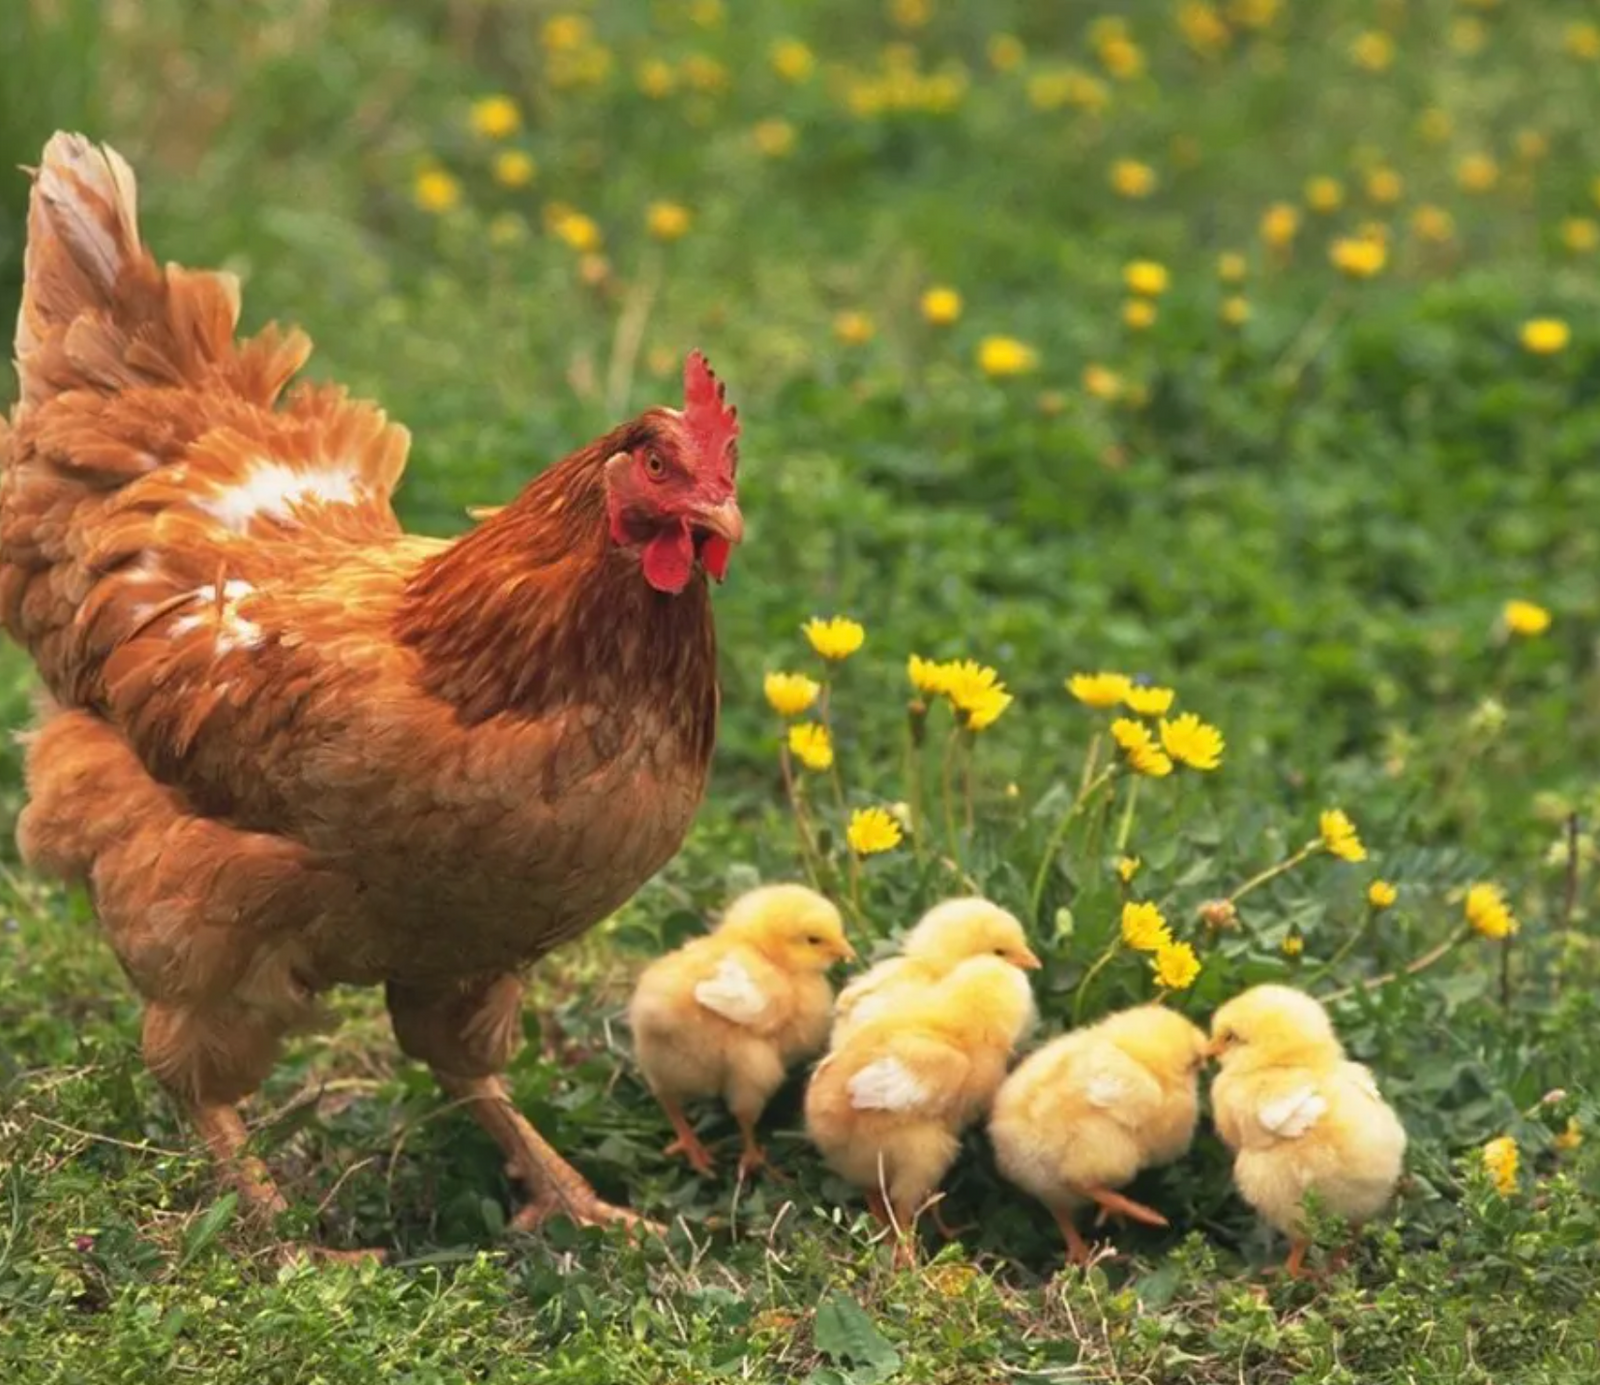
[1260, 202, 1300, 248]
[1281, 933, 1304, 957]
[833, 310, 875, 346]
[787, 722, 834, 772]
[1160, 713, 1225, 771]
[921, 286, 963, 326]
[1465, 882, 1517, 939]
[1217, 251, 1248, 283]
[940, 660, 1000, 708]
[764, 672, 821, 718]
[1521, 319, 1570, 355]
[1349, 30, 1393, 71]
[469, 95, 521, 139]
[1319, 809, 1366, 862]
[1110, 160, 1158, 199]
[1151, 938, 1201, 990]
[1457, 153, 1499, 194]
[552, 210, 602, 252]
[1554, 1118, 1583, 1152]
[1112, 718, 1175, 777]
[647, 201, 692, 241]
[1082, 364, 1122, 401]
[1305, 176, 1344, 214]
[1482, 1135, 1518, 1194]
[1365, 168, 1403, 205]
[1330, 235, 1387, 279]
[636, 57, 677, 98]
[1117, 856, 1141, 884]
[752, 119, 797, 158]
[1564, 22, 1600, 61]
[908, 655, 952, 697]
[1121, 900, 1173, 952]
[1368, 879, 1398, 910]
[848, 805, 904, 856]
[1122, 299, 1157, 331]
[1503, 599, 1551, 636]
[1411, 204, 1456, 245]
[491, 150, 536, 189]
[413, 168, 462, 215]
[804, 616, 865, 661]
[987, 33, 1026, 71]
[963, 685, 1014, 731]
[1221, 296, 1251, 327]
[977, 336, 1038, 377]
[1561, 218, 1599, 254]
[1123, 260, 1169, 297]
[1069, 672, 1133, 708]
[1123, 685, 1175, 717]
[542, 14, 591, 52]
[770, 37, 815, 82]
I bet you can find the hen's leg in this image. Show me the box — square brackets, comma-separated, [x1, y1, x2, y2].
[387, 974, 653, 1233]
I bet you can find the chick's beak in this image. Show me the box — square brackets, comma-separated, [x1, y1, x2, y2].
[1202, 1036, 1226, 1061]
[833, 939, 858, 964]
[1013, 948, 1044, 970]
[692, 496, 744, 546]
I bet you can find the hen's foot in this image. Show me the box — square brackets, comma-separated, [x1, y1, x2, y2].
[509, 1187, 658, 1236]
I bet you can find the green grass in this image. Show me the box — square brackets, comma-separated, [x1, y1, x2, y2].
[4, 1, 1600, 1380]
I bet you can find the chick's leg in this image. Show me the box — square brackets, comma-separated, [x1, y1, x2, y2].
[1052, 1207, 1095, 1267]
[660, 1097, 717, 1176]
[387, 974, 652, 1233]
[1084, 1186, 1170, 1229]
[1284, 1238, 1313, 1280]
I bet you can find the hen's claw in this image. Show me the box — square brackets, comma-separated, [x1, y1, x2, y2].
[664, 1132, 718, 1177]
[510, 1190, 662, 1238]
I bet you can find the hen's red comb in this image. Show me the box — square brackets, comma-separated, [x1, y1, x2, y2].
[683, 350, 739, 481]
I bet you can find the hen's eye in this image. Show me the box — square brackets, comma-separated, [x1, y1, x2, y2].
[643, 453, 666, 479]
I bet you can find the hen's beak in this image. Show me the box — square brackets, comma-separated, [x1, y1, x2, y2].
[692, 496, 744, 545]
[1013, 947, 1044, 970]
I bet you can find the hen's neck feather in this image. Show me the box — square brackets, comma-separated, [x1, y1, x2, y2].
[394, 437, 718, 747]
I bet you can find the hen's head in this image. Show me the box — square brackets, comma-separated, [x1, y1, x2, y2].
[604, 350, 743, 595]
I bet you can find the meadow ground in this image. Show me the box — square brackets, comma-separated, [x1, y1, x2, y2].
[3, 1, 1600, 1381]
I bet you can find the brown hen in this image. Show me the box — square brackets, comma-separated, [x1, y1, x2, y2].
[0, 133, 745, 1249]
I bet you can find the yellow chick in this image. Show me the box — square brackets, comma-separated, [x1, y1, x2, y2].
[1209, 985, 1407, 1279]
[629, 884, 854, 1178]
[804, 954, 1036, 1264]
[990, 1004, 1208, 1265]
[831, 897, 1041, 1045]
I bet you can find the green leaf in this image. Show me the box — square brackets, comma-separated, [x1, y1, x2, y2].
[812, 1293, 901, 1379]
[175, 1192, 237, 1272]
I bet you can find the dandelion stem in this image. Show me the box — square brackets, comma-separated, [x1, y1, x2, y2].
[1113, 777, 1141, 855]
[1314, 904, 1376, 980]
[962, 731, 976, 838]
[941, 726, 963, 870]
[1319, 925, 1472, 1004]
[1027, 765, 1118, 924]
[1072, 938, 1124, 1027]
[905, 714, 927, 863]
[1227, 841, 1321, 906]
[778, 745, 825, 891]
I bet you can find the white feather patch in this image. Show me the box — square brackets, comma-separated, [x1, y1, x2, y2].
[847, 1057, 930, 1112]
[1258, 1086, 1328, 1139]
[200, 463, 361, 532]
[1087, 1071, 1133, 1108]
[693, 956, 768, 1026]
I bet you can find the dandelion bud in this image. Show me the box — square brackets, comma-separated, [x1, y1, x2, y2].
[907, 698, 929, 747]
[1542, 1088, 1569, 1107]
[1199, 898, 1238, 930]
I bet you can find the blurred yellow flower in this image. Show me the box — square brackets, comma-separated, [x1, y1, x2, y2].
[752, 119, 797, 158]
[552, 210, 602, 252]
[1368, 879, 1398, 910]
[688, 0, 724, 27]
[1117, 855, 1142, 884]
[1124, 684, 1175, 716]
[1411, 204, 1456, 244]
[764, 672, 821, 717]
[1319, 809, 1366, 862]
[787, 722, 834, 772]
[1082, 364, 1122, 401]
[770, 37, 815, 82]
[647, 201, 692, 241]
[1123, 260, 1169, 296]
[491, 150, 536, 189]
[1564, 22, 1600, 60]
[1260, 202, 1300, 248]
[908, 655, 952, 697]
[988, 33, 1026, 71]
[1365, 167, 1403, 205]
[636, 58, 677, 98]
[1068, 672, 1133, 708]
[1330, 235, 1387, 279]
[1457, 153, 1499, 193]
[1465, 882, 1517, 939]
[1516, 129, 1548, 163]
[1451, 16, 1486, 54]
[1350, 30, 1393, 71]
[889, 0, 931, 29]
[470, 96, 521, 139]
[1028, 67, 1109, 113]
[1482, 1135, 1518, 1194]
[1555, 1118, 1583, 1152]
[1122, 901, 1172, 952]
[1305, 176, 1344, 214]
[1561, 218, 1599, 253]
[1220, 296, 1251, 327]
[1228, 0, 1280, 27]
[1281, 933, 1304, 957]
[804, 616, 865, 661]
[682, 53, 729, 93]
[1521, 319, 1570, 355]
[1217, 251, 1248, 283]
[1110, 160, 1158, 199]
[1151, 938, 1201, 990]
[978, 336, 1038, 377]
[1178, 1, 1231, 56]
[1160, 713, 1224, 771]
[848, 806, 904, 855]
[542, 13, 591, 51]
[1112, 718, 1175, 777]
[1098, 36, 1146, 80]
[921, 286, 963, 325]
[1122, 299, 1157, 331]
[1417, 107, 1453, 144]
[834, 310, 876, 345]
[1503, 599, 1551, 636]
[414, 168, 462, 214]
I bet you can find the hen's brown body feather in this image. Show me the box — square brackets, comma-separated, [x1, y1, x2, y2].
[1, 135, 723, 1235]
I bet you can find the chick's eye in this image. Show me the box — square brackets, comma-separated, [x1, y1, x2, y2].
[806, 934, 824, 946]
